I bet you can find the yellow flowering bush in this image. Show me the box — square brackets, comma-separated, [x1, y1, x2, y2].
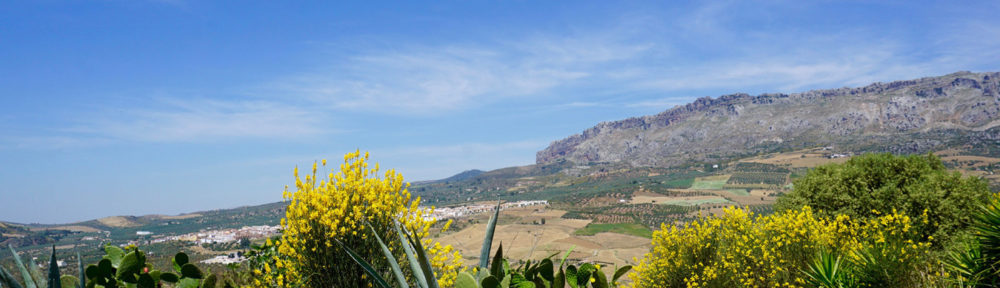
[631, 206, 935, 288]
[257, 151, 463, 287]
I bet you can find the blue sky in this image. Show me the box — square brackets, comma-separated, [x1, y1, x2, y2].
[2, 1, 998, 224]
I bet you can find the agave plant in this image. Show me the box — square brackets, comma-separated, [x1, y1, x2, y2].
[342, 199, 632, 288]
[802, 250, 855, 288]
[2, 244, 39, 288]
[942, 193, 1000, 287]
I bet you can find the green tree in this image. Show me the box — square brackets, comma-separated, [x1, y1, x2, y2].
[775, 152, 990, 247]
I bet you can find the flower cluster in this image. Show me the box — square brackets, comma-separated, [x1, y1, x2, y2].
[257, 151, 463, 287]
[631, 206, 933, 288]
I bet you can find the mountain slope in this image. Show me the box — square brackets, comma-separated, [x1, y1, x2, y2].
[537, 71, 1000, 166]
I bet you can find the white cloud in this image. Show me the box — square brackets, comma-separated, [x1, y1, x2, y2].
[71, 98, 327, 142]
[258, 31, 653, 115]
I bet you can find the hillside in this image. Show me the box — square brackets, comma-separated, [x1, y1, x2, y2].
[538, 71, 1000, 166]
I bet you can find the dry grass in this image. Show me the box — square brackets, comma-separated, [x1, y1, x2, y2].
[630, 195, 728, 206]
[97, 216, 139, 227]
[156, 213, 202, 220]
[741, 148, 849, 167]
[433, 207, 648, 269]
[45, 225, 101, 233]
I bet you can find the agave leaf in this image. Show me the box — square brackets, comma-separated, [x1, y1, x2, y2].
[479, 199, 501, 270]
[803, 250, 849, 288]
[76, 252, 84, 288]
[404, 227, 441, 288]
[27, 257, 44, 288]
[0, 265, 25, 288]
[47, 246, 61, 288]
[490, 243, 504, 280]
[394, 220, 429, 288]
[365, 220, 409, 288]
[334, 239, 392, 288]
[8, 244, 37, 288]
[559, 246, 576, 269]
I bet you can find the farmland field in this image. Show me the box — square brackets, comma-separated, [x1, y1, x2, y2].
[689, 175, 730, 190]
[574, 223, 653, 238]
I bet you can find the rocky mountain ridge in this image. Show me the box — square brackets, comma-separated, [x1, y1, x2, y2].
[537, 71, 1000, 166]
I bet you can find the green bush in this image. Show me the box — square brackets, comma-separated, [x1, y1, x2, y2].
[776, 153, 990, 247]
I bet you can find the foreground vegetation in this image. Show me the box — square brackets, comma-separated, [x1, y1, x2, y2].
[5, 151, 999, 287]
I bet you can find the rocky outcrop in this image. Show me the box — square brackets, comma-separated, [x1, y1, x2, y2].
[537, 71, 1000, 166]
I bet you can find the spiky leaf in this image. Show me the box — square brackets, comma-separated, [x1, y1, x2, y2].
[490, 243, 505, 280]
[8, 244, 37, 288]
[0, 266, 25, 288]
[406, 228, 441, 288]
[479, 200, 501, 270]
[47, 246, 61, 288]
[334, 240, 392, 288]
[393, 220, 428, 287]
[76, 253, 84, 288]
[366, 221, 409, 288]
[27, 258, 43, 288]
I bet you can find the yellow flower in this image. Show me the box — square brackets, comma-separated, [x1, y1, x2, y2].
[270, 151, 462, 287]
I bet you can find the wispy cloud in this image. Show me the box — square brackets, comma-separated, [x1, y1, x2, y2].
[15, 1, 1000, 148]
[70, 98, 327, 143]
[258, 31, 653, 114]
